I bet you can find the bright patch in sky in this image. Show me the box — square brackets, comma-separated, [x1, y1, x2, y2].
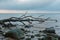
[17, 0, 28, 3]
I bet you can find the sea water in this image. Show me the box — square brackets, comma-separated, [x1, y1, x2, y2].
[0, 13, 60, 40]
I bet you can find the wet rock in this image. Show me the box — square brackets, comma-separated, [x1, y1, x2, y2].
[35, 34, 40, 37]
[26, 38, 31, 40]
[31, 35, 34, 38]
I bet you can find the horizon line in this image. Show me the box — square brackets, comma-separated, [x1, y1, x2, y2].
[0, 10, 60, 13]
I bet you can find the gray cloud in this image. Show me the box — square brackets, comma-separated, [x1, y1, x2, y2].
[0, 0, 58, 11]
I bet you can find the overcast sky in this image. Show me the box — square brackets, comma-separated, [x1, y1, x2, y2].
[0, 0, 60, 11]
